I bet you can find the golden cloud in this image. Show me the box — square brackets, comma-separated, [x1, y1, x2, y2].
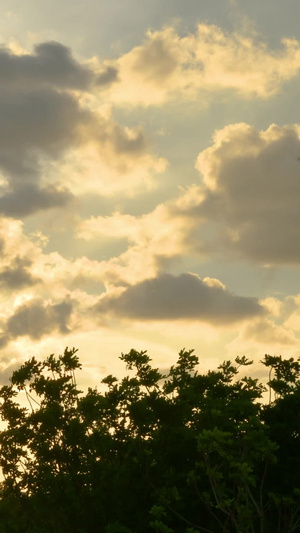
[104, 24, 300, 106]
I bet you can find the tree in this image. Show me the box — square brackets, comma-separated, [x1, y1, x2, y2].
[0, 347, 299, 532]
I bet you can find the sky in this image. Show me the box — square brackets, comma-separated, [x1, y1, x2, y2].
[0, 0, 300, 385]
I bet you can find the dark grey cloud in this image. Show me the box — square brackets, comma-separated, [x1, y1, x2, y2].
[0, 184, 73, 217]
[0, 40, 151, 217]
[0, 299, 74, 348]
[173, 124, 300, 265]
[0, 82, 145, 171]
[96, 65, 119, 87]
[0, 41, 93, 90]
[0, 257, 40, 290]
[0, 88, 89, 171]
[96, 272, 265, 323]
[0, 86, 87, 216]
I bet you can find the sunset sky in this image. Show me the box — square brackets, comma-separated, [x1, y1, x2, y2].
[0, 0, 300, 385]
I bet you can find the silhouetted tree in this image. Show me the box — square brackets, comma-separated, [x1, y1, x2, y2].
[0, 347, 299, 532]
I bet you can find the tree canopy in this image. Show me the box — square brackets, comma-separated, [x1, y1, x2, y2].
[0, 347, 299, 532]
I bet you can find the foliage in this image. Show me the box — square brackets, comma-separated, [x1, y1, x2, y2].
[0, 348, 299, 531]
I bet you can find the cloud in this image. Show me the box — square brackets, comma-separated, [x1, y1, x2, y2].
[0, 298, 74, 347]
[53, 145, 167, 197]
[0, 216, 45, 256]
[0, 87, 89, 175]
[0, 41, 164, 216]
[77, 205, 189, 286]
[96, 272, 265, 324]
[77, 121, 300, 281]
[0, 256, 40, 290]
[0, 184, 73, 217]
[105, 24, 300, 106]
[0, 82, 87, 216]
[172, 123, 300, 265]
[96, 65, 119, 87]
[243, 317, 296, 346]
[78, 206, 183, 255]
[0, 217, 109, 299]
[0, 41, 94, 90]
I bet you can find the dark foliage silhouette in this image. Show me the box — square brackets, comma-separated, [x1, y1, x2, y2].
[0, 347, 299, 532]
